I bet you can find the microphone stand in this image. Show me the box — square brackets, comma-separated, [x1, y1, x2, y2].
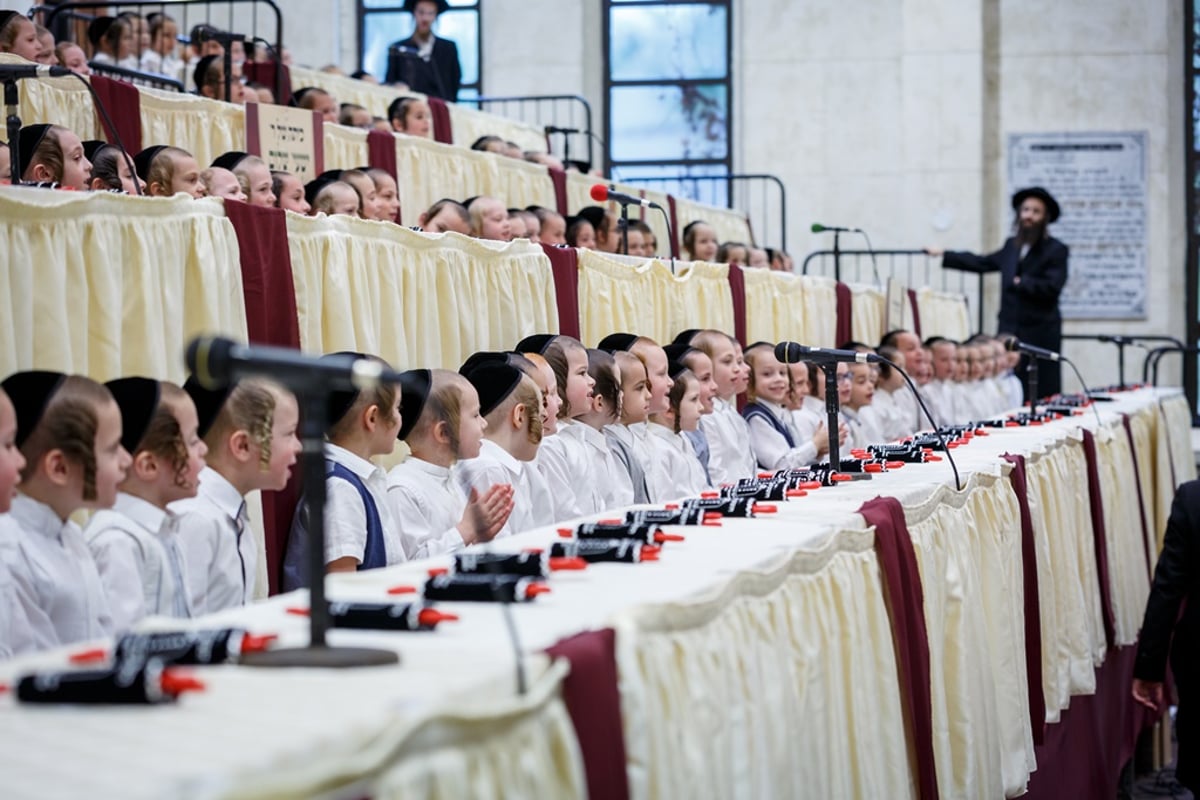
[1025, 356, 1039, 416]
[824, 365, 842, 472]
[241, 389, 398, 669]
[832, 229, 842, 282]
[5, 78, 20, 185]
[620, 204, 629, 256]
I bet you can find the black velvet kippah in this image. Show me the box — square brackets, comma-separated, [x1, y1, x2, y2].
[465, 363, 523, 418]
[82, 140, 111, 163]
[15, 124, 52, 180]
[183, 375, 233, 440]
[211, 151, 249, 172]
[323, 352, 365, 430]
[514, 334, 557, 355]
[459, 351, 510, 377]
[1, 370, 67, 448]
[672, 328, 701, 346]
[597, 332, 638, 353]
[105, 377, 162, 455]
[662, 343, 697, 367]
[133, 145, 168, 182]
[87, 15, 115, 46]
[0, 11, 18, 32]
[304, 170, 344, 206]
[397, 368, 431, 441]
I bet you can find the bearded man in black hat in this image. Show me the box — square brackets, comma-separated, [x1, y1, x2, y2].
[383, 0, 461, 101]
[928, 187, 1068, 398]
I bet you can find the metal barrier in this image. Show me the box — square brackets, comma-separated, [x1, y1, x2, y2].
[87, 60, 184, 92]
[616, 173, 788, 253]
[801, 247, 984, 334]
[462, 94, 596, 170]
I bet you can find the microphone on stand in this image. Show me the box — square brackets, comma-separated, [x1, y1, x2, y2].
[774, 342, 882, 365]
[811, 223, 862, 233]
[185, 336, 402, 391]
[545, 124, 582, 135]
[0, 64, 74, 80]
[589, 183, 661, 209]
[1003, 336, 1062, 362]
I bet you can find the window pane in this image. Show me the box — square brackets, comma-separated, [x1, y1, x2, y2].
[610, 4, 727, 82]
[611, 163, 729, 207]
[609, 83, 727, 162]
[361, 10, 478, 86]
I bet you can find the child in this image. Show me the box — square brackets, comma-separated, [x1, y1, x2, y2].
[688, 330, 757, 483]
[294, 87, 338, 123]
[869, 346, 913, 441]
[1, 371, 125, 646]
[573, 349, 635, 510]
[212, 152, 276, 208]
[84, 379, 206, 630]
[682, 221, 719, 262]
[171, 377, 300, 613]
[34, 24, 54, 65]
[742, 343, 829, 469]
[0, 383, 38, 659]
[420, 198, 471, 234]
[531, 206, 567, 245]
[521, 351, 563, 528]
[340, 168, 383, 220]
[565, 216, 596, 249]
[0, 10, 40, 61]
[605, 350, 652, 503]
[307, 177, 360, 216]
[88, 16, 135, 68]
[339, 103, 373, 129]
[535, 336, 602, 521]
[388, 96, 433, 138]
[716, 241, 749, 265]
[135, 145, 205, 198]
[507, 209, 528, 240]
[645, 364, 709, 498]
[387, 370, 514, 558]
[629, 219, 656, 257]
[194, 54, 245, 104]
[201, 166, 247, 202]
[272, 170, 311, 214]
[671, 343, 718, 484]
[468, 196, 512, 241]
[140, 13, 182, 79]
[85, 141, 140, 194]
[16, 124, 91, 190]
[520, 209, 541, 242]
[364, 167, 400, 223]
[284, 355, 405, 589]
[458, 362, 548, 538]
[56, 42, 90, 74]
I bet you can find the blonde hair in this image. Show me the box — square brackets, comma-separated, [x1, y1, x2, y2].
[20, 376, 112, 501]
[206, 377, 281, 471]
[138, 382, 192, 488]
[408, 370, 469, 451]
[486, 374, 543, 445]
[22, 125, 67, 184]
[231, 155, 267, 196]
[146, 146, 194, 195]
[543, 336, 585, 419]
[312, 180, 356, 215]
[667, 369, 697, 433]
[741, 343, 776, 403]
[328, 357, 399, 441]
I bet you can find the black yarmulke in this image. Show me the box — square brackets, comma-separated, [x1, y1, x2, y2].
[211, 151, 249, 172]
[82, 140, 111, 163]
[87, 15, 115, 46]
[15, 124, 52, 181]
[304, 170, 344, 207]
[105, 377, 162, 455]
[515, 334, 557, 355]
[397, 369, 431, 441]
[465, 363, 523, 418]
[1, 371, 67, 448]
[662, 343, 697, 366]
[597, 332, 638, 353]
[672, 329, 701, 346]
[459, 351, 509, 377]
[183, 375, 233, 440]
[133, 145, 168, 182]
[323, 352, 364, 430]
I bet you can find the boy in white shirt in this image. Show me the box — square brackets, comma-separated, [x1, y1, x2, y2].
[687, 330, 757, 484]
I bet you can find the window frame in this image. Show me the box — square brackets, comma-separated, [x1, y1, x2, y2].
[1187, 1, 1198, 416]
[356, 0, 483, 96]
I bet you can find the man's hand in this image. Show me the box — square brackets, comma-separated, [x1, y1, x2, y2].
[923, 247, 944, 257]
[1132, 678, 1164, 712]
[457, 484, 515, 545]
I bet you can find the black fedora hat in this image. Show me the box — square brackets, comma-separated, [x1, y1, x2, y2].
[1011, 186, 1060, 223]
[402, 0, 448, 12]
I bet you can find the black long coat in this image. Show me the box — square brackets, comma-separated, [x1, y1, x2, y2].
[1135, 479, 1200, 792]
[943, 234, 1069, 397]
[385, 35, 462, 101]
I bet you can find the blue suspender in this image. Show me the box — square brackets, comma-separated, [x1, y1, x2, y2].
[742, 402, 796, 448]
[326, 462, 388, 571]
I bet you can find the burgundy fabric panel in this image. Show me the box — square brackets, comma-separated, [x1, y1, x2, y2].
[1001, 453, 1047, 745]
[545, 628, 631, 800]
[727, 265, 747, 347]
[835, 281, 853, 347]
[1121, 414, 1154, 580]
[860, 496, 939, 800]
[366, 130, 401, 224]
[666, 195, 680, 259]
[426, 97, 453, 145]
[89, 74, 142, 154]
[1080, 429, 1117, 650]
[1023, 645, 1159, 800]
[540, 243, 580, 340]
[907, 288, 922, 338]
[223, 200, 303, 595]
[242, 62, 292, 106]
[548, 167, 569, 216]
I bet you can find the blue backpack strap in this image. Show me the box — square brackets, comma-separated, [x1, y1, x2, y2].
[326, 461, 388, 571]
[743, 402, 796, 448]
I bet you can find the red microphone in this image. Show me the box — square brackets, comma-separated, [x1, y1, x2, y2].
[590, 184, 660, 209]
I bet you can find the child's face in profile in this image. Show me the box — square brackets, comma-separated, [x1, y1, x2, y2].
[564, 347, 595, 419]
[206, 167, 246, 203]
[402, 101, 432, 138]
[677, 378, 703, 432]
[276, 174, 309, 214]
[372, 174, 400, 221]
[454, 387, 487, 460]
[0, 393, 27, 513]
[241, 163, 275, 208]
[87, 400, 132, 510]
[258, 390, 300, 491]
[171, 154, 205, 199]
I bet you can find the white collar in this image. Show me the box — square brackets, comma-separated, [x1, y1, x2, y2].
[325, 443, 384, 482]
[577, 423, 609, 449]
[198, 466, 244, 521]
[405, 456, 452, 482]
[479, 438, 521, 475]
[11, 494, 70, 540]
[646, 421, 677, 441]
[604, 423, 634, 445]
[114, 493, 168, 533]
[756, 398, 789, 418]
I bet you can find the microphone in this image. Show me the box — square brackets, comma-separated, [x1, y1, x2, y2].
[0, 64, 74, 80]
[774, 342, 881, 365]
[185, 336, 401, 391]
[545, 125, 582, 135]
[590, 184, 661, 210]
[811, 223, 861, 233]
[1003, 337, 1061, 362]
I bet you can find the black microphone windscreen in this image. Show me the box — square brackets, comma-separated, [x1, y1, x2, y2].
[774, 341, 800, 364]
[1003, 336, 1019, 353]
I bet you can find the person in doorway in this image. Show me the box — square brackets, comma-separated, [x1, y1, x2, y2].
[384, 0, 461, 101]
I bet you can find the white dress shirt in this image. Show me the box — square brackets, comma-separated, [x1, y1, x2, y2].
[0, 514, 46, 657]
[869, 387, 911, 442]
[604, 422, 652, 504]
[387, 457, 468, 559]
[701, 397, 758, 485]
[84, 493, 188, 631]
[536, 421, 602, 521]
[925, 380, 957, 428]
[284, 444, 406, 590]
[644, 423, 710, 501]
[9, 495, 113, 646]
[576, 422, 635, 512]
[846, 404, 884, 447]
[458, 439, 547, 538]
[170, 466, 256, 613]
[746, 399, 818, 470]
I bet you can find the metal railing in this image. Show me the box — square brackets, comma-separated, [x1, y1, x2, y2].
[461, 94, 595, 170]
[88, 60, 184, 92]
[801, 247, 984, 334]
[617, 173, 788, 252]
